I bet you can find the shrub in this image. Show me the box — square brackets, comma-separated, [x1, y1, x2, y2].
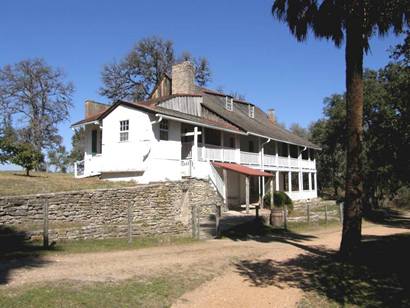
[394, 187, 410, 209]
[263, 191, 294, 213]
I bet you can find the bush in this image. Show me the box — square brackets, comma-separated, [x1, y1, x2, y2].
[394, 187, 410, 209]
[263, 191, 293, 213]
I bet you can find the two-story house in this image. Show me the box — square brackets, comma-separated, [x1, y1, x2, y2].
[72, 61, 320, 208]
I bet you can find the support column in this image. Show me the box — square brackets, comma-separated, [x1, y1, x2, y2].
[287, 143, 291, 168]
[275, 141, 278, 166]
[202, 127, 206, 161]
[220, 131, 224, 162]
[314, 172, 317, 196]
[245, 175, 250, 214]
[223, 168, 228, 208]
[235, 134, 240, 163]
[309, 171, 312, 191]
[258, 176, 262, 210]
[270, 177, 274, 207]
[298, 171, 302, 193]
[288, 171, 292, 193]
[192, 126, 198, 161]
[276, 171, 279, 191]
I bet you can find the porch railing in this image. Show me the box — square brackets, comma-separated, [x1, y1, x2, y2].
[240, 151, 259, 165]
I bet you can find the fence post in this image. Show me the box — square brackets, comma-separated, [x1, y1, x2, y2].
[127, 203, 133, 244]
[324, 202, 328, 225]
[283, 204, 288, 231]
[43, 198, 49, 249]
[307, 202, 310, 224]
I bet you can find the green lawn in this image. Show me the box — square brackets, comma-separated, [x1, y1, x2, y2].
[0, 271, 211, 307]
[0, 171, 136, 197]
[1, 235, 198, 259]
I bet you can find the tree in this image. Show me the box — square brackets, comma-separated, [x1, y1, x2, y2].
[0, 140, 43, 176]
[0, 59, 74, 153]
[100, 36, 212, 102]
[48, 145, 69, 173]
[289, 123, 309, 139]
[69, 128, 85, 163]
[272, 0, 409, 258]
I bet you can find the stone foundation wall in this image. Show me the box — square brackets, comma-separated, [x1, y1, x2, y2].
[0, 179, 223, 242]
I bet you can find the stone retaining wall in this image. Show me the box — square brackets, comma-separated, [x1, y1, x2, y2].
[0, 179, 223, 242]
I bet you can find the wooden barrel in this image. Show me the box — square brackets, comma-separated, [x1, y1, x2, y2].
[270, 208, 283, 227]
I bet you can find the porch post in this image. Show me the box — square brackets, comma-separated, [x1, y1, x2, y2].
[270, 176, 274, 207]
[314, 172, 317, 195]
[258, 176, 262, 212]
[245, 175, 250, 214]
[220, 131, 224, 162]
[309, 171, 312, 191]
[288, 171, 292, 193]
[275, 141, 278, 166]
[223, 168, 228, 207]
[202, 127, 206, 161]
[276, 171, 279, 191]
[287, 143, 290, 168]
[235, 134, 240, 163]
[298, 171, 302, 193]
[192, 126, 198, 161]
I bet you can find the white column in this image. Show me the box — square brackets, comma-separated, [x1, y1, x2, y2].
[192, 126, 198, 161]
[223, 168, 228, 206]
[201, 127, 206, 161]
[287, 143, 291, 168]
[258, 137, 262, 166]
[275, 141, 278, 167]
[245, 175, 250, 214]
[298, 171, 302, 193]
[220, 131, 224, 162]
[235, 134, 240, 163]
[314, 172, 317, 194]
[275, 171, 279, 191]
[309, 172, 312, 191]
[262, 176, 265, 197]
[288, 171, 292, 193]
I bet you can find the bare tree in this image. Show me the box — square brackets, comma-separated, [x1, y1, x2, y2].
[100, 36, 212, 102]
[0, 59, 74, 153]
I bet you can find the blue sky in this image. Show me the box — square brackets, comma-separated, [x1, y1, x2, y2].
[1, 0, 404, 153]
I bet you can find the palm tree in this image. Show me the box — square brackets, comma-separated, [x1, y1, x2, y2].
[271, 0, 409, 258]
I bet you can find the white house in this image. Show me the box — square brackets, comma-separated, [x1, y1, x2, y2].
[72, 61, 320, 208]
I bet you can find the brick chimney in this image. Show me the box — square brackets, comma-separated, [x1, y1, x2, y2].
[171, 61, 196, 94]
[85, 100, 109, 118]
[267, 109, 276, 124]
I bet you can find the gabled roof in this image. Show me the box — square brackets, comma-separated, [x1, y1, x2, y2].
[201, 92, 320, 149]
[71, 99, 243, 134]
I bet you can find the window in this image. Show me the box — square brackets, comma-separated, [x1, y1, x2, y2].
[229, 137, 235, 148]
[160, 119, 169, 140]
[225, 96, 233, 111]
[248, 105, 255, 118]
[281, 172, 288, 191]
[120, 120, 129, 142]
[311, 173, 315, 190]
[91, 130, 98, 154]
[302, 148, 309, 160]
[303, 173, 310, 190]
[248, 140, 254, 152]
[291, 172, 299, 191]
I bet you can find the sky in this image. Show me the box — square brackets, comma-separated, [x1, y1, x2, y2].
[0, 0, 404, 155]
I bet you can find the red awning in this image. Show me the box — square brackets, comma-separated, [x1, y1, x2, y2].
[212, 162, 273, 177]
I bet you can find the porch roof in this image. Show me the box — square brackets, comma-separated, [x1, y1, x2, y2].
[212, 162, 273, 177]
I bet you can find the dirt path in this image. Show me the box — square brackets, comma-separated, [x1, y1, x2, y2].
[1, 224, 408, 307]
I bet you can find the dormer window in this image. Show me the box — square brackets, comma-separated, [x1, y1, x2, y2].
[248, 105, 255, 118]
[225, 96, 233, 111]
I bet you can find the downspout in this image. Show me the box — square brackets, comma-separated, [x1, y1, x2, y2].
[150, 115, 163, 125]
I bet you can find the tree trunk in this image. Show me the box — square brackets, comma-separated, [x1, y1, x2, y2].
[339, 11, 364, 259]
[26, 168, 30, 176]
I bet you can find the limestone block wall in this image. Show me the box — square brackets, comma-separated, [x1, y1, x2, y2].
[0, 179, 222, 242]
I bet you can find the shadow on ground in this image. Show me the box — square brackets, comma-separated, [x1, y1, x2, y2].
[0, 226, 50, 285]
[364, 207, 410, 229]
[227, 219, 410, 307]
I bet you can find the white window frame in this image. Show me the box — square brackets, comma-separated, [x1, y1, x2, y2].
[159, 119, 169, 140]
[119, 120, 129, 142]
[248, 105, 255, 118]
[225, 96, 233, 111]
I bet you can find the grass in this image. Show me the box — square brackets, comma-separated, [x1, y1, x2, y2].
[0, 234, 198, 259]
[0, 171, 136, 197]
[0, 270, 213, 307]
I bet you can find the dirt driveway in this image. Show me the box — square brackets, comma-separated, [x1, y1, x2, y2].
[1, 223, 408, 307]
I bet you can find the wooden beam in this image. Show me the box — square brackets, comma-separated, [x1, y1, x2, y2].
[245, 175, 250, 214]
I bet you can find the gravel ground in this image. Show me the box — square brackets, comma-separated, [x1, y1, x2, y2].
[1, 223, 408, 308]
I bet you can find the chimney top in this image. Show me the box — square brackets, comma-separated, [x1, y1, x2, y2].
[267, 108, 276, 124]
[171, 61, 196, 95]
